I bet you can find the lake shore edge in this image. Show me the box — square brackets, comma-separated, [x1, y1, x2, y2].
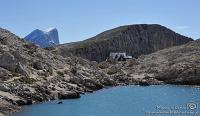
[4, 82, 200, 116]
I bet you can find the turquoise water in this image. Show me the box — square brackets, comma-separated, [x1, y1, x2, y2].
[13, 85, 200, 116]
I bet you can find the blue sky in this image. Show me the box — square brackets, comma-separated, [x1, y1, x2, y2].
[0, 0, 199, 43]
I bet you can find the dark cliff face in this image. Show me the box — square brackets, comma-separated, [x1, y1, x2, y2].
[53, 24, 193, 62]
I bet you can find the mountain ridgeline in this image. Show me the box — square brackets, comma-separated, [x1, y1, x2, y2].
[53, 24, 193, 62]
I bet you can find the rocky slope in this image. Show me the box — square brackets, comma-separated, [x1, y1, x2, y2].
[25, 28, 59, 48]
[148, 40, 200, 85]
[97, 39, 200, 86]
[51, 24, 193, 62]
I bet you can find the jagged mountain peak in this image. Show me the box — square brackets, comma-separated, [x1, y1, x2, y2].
[25, 27, 59, 48]
[44, 27, 57, 33]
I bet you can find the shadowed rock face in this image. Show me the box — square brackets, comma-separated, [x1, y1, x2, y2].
[53, 24, 193, 62]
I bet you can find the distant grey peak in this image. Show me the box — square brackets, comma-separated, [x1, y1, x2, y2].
[25, 27, 59, 48]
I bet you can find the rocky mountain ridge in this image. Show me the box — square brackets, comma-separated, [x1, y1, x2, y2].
[52, 24, 193, 62]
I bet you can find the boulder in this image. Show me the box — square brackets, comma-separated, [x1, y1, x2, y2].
[26, 99, 33, 105]
[16, 62, 30, 77]
[15, 99, 26, 106]
[12, 51, 27, 64]
[100, 78, 116, 86]
[49, 91, 59, 100]
[33, 61, 44, 70]
[0, 67, 11, 81]
[0, 53, 30, 77]
[138, 80, 150, 86]
[58, 91, 80, 99]
[15, 99, 32, 106]
[83, 79, 104, 90]
[107, 66, 119, 75]
[98, 61, 109, 69]
[70, 77, 84, 84]
[0, 52, 17, 71]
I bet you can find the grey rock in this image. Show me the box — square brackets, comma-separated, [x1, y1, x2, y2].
[58, 91, 80, 99]
[33, 61, 44, 70]
[16, 62, 30, 77]
[0, 84, 10, 92]
[138, 80, 150, 86]
[15, 99, 32, 106]
[83, 79, 103, 90]
[0, 52, 17, 71]
[100, 78, 116, 86]
[0, 67, 11, 81]
[26, 99, 33, 105]
[15, 99, 26, 106]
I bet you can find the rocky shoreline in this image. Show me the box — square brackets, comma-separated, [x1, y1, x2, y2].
[0, 78, 164, 116]
[2, 80, 199, 116]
